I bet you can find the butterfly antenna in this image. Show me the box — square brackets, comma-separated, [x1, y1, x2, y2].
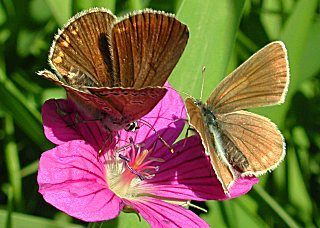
[200, 66, 206, 100]
[163, 85, 191, 98]
[138, 119, 174, 153]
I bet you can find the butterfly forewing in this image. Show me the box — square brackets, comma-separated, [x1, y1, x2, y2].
[185, 98, 235, 192]
[112, 10, 189, 88]
[216, 110, 285, 175]
[207, 41, 289, 114]
[49, 8, 116, 87]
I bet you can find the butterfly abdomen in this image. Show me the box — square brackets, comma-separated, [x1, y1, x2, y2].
[221, 134, 250, 172]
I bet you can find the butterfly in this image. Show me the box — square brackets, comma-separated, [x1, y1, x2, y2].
[185, 41, 289, 193]
[39, 8, 189, 131]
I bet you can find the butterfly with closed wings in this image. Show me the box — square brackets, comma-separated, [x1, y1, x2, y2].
[38, 8, 189, 131]
[185, 41, 289, 193]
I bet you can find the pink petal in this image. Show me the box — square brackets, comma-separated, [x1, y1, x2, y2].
[228, 176, 259, 199]
[42, 99, 108, 149]
[125, 197, 209, 228]
[140, 136, 258, 201]
[37, 140, 123, 221]
[118, 82, 186, 151]
[42, 99, 81, 144]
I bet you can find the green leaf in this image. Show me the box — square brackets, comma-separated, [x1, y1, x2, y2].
[73, 0, 116, 12]
[170, 0, 246, 99]
[3, 185, 13, 228]
[254, 185, 300, 228]
[101, 212, 149, 227]
[41, 88, 66, 103]
[45, 0, 72, 26]
[300, 19, 320, 80]
[128, 0, 145, 10]
[0, 69, 50, 150]
[20, 160, 39, 178]
[287, 146, 313, 224]
[255, 0, 319, 127]
[0, 209, 82, 228]
[203, 196, 267, 227]
[260, 0, 282, 40]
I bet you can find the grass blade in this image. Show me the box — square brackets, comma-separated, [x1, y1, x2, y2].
[73, 0, 116, 12]
[254, 185, 300, 228]
[0, 69, 50, 150]
[255, 0, 319, 126]
[4, 115, 22, 210]
[171, 0, 246, 99]
[45, 0, 72, 26]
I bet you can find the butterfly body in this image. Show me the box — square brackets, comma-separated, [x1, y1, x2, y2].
[185, 41, 289, 193]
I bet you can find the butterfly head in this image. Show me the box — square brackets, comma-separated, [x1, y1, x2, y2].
[193, 98, 204, 107]
[125, 121, 140, 132]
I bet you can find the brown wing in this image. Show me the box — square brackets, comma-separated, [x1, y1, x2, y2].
[216, 110, 285, 176]
[207, 41, 289, 113]
[49, 8, 116, 87]
[111, 9, 189, 88]
[37, 70, 65, 87]
[87, 87, 167, 130]
[185, 98, 235, 193]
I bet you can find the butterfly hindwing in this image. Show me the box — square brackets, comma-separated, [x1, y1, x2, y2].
[216, 110, 285, 176]
[88, 87, 167, 130]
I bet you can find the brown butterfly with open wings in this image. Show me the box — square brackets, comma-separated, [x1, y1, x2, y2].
[39, 8, 189, 131]
[185, 41, 290, 193]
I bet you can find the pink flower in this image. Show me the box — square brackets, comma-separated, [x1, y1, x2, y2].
[38, 85, 258, 227]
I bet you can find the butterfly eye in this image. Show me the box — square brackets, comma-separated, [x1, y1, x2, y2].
[125, 121, 140, 132]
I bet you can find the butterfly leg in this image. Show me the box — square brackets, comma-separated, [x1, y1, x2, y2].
[138, 119, 174, 153]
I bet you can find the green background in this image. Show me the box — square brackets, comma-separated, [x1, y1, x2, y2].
[0, 0, 319, 227]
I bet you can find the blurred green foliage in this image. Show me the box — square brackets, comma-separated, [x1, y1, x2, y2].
[0, 0, 319, 227]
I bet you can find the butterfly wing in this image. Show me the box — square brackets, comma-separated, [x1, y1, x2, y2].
[49, 8, 116, 87]
[111, 10, 189, 88]
[216, 110, 285, 175]
[87, 87, 167, 130]
[207, 41, 289, 113]
[185, 98, 235, 192]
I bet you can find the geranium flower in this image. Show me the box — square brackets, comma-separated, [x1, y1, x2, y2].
[38, 84, 258, 227]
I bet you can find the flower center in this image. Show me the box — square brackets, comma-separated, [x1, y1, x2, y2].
[105, 140, 162, 199]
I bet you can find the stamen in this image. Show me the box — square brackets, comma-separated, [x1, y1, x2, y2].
[185, 202, 208, 213]
[106, 139, 165, 198]
[119, 154, 130, 162]
[119, 154, 145, 180]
